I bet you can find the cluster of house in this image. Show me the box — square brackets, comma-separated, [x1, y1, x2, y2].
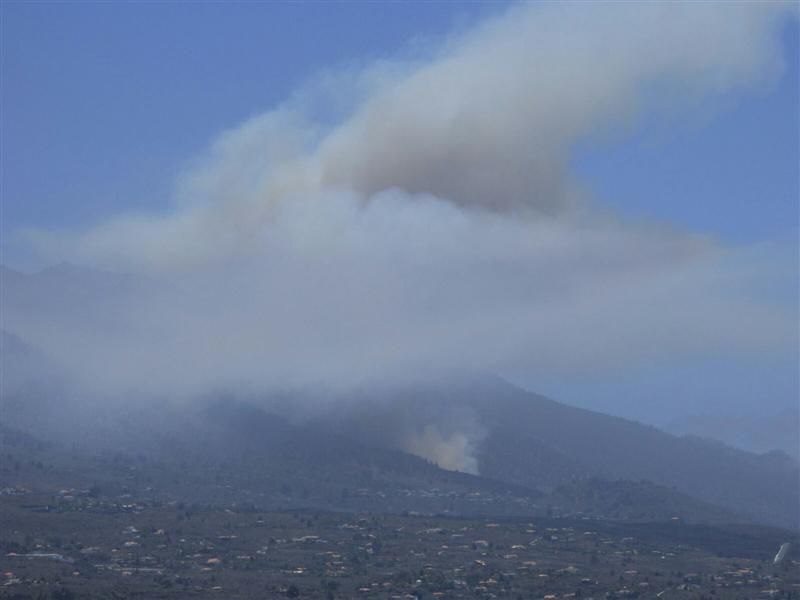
[2, 488, 798, 599]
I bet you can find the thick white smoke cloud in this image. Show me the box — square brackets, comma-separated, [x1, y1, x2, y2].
[10, 1, 796, 416]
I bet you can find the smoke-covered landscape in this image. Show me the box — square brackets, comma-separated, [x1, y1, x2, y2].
[1, 2, 799, 598]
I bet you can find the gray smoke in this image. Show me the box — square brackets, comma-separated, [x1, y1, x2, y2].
[402, 426, 482, 475]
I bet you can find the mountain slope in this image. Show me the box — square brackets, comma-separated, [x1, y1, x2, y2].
[328, 376, 799, 529]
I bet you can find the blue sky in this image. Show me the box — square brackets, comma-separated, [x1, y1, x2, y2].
[1, 2, 798, 424]
[2, 1, 509, 251]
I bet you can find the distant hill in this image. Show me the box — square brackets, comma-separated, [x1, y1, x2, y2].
[666, 410, 800, 461]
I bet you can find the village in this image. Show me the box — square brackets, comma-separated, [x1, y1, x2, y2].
[1, 484, 798, 599]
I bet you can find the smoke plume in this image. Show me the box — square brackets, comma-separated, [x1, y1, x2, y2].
[4, 2, 796, 423]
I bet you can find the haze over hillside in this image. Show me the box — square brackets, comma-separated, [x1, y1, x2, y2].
[2, 294, 798, 530]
